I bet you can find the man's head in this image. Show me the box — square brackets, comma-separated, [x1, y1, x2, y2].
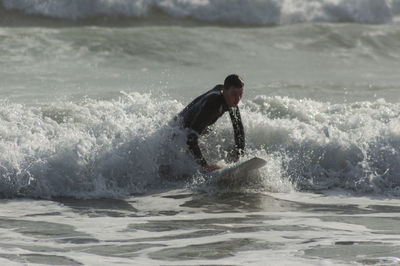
[223, 74, 244, 107]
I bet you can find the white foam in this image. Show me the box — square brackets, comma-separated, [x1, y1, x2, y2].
[2, 0, 400, 25]
[1, 94, 400, 198]
[246, 96, 400, 195]
[0, 94, 189, 198]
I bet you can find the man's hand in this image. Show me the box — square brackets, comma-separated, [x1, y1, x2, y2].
[203, 164, 222, 173]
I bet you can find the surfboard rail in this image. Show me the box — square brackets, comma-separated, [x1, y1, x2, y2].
[213, 157, 267, 184]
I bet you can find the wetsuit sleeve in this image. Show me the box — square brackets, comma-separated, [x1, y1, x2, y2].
[229, 107, 245, 161]
[187, 132, 207, 167]
[185, 94, 221, 167]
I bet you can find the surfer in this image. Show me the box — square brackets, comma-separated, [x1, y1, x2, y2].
[176, 74, 245, 173]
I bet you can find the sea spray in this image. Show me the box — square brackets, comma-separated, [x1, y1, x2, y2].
[1, 93, 400, 198]
[0, 94, 187, 198]
[246, 96, 400, 194]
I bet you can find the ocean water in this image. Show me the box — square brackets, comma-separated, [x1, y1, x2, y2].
[1, 0, 400, 265]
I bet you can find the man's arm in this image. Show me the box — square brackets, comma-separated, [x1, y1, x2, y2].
[229, 107, 245, 161]
[187, 132, 207, 167]
[185, 94, 221, 168]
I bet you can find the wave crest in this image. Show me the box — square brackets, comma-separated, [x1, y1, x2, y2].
[1, 0, 400, 25]
[2, 94, 400, 198]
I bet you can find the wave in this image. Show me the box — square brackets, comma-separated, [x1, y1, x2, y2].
[1, 0, 400, 26]
[0, 94, 186, 198]
[247, 96, 400, 195]
[1, 93, 400, 199]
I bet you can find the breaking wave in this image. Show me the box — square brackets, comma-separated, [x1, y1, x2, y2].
[1, 0, 400, 25]
[1, 93, 400, 198]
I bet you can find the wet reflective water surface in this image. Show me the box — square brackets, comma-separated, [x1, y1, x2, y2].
[1, 190, 400, 265]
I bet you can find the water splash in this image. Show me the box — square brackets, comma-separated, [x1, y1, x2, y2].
[1, 93, 400, 198]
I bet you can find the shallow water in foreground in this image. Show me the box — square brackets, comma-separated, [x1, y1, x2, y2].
[1, 188, 400, 265]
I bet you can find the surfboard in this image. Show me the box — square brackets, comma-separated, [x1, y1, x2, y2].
[212, 157, 267, 186]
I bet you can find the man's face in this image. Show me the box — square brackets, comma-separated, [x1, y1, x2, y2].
[223, 86, 244, 107]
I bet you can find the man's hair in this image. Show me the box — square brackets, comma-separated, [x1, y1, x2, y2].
[224, 74, 244, 90]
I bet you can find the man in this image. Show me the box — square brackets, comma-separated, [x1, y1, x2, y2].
[177, 74, 245, 172]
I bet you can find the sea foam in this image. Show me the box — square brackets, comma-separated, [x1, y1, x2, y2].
[2, 0, 400, 25]
[1, 93, 400, 198]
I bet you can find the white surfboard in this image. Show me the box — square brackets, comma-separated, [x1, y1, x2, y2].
[212, 157, 267, 185]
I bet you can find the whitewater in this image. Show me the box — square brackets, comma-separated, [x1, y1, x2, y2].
[1, 0, 400, 265]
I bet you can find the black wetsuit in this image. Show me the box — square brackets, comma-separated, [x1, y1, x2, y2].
[177, 85, 245, 167]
